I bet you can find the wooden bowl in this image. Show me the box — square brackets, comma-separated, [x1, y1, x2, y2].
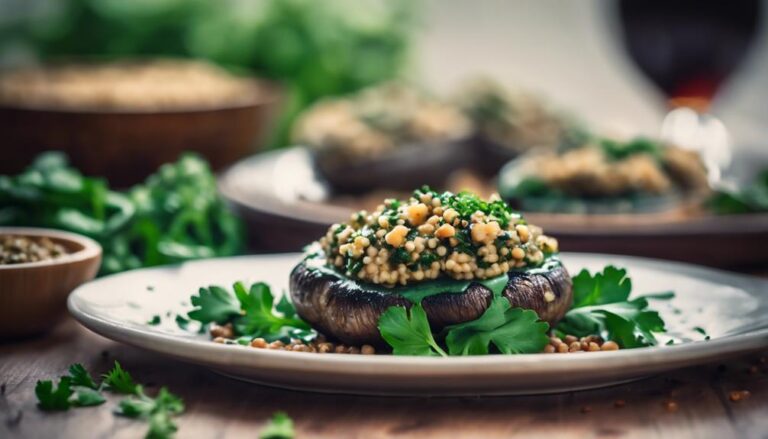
[0, 80, 280, 187]
[0, 227, 101, 338]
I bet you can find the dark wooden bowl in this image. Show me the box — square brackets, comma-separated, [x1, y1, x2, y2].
[0, 81, 280, 187]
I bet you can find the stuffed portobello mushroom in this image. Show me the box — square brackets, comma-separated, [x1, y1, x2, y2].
[290, 187, 572, 345]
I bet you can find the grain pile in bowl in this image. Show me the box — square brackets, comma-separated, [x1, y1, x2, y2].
[0, 235, 68, 264]
[0, 59, 261, 111]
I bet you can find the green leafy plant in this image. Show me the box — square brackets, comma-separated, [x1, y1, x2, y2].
[0, 152, 243, 275]
[35, 361, 184, 439]
[259, 412, 295, 439]
[2, 0, 420, 148]
[556, 266, 673, 348]
[187, 282, 314, 343]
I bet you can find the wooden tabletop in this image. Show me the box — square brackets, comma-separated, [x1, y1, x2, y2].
[1, 318, 767, 439]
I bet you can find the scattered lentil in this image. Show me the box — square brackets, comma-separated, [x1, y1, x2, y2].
[0, 235, 68, 264]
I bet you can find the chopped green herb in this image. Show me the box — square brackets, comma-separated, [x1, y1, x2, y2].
[259, 412, 295, 439]
[35, 378, 73, 411]
[147, 315, 162, 326]
[68, 363, 99, 389]
[117, 387, 184, 439]
[174, 315, 190, 331]
[378, 304, 447, 356]
[187, 286, 241, 324]
[556, 266, 673, 348]
[71, 387, 106, 407]
[445, 297, 549, 355]
[102, 361, 139, 395]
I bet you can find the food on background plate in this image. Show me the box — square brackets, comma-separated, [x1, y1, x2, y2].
[498, 137, 709, 214]
[0, 152, 243, 275]
[0, 235, 68, 264]
[707, 169, 768, 214]
[458, 78, 588, 175]
[0, 59, 262, 111]
[187, 187, 673, 356]
[292, 82, 473, 193]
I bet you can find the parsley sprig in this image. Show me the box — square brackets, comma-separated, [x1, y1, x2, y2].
[259, 411, 295, 439]
[35, 361, 184, 439]
[187, 282, 314, 343]
[555, 266, 673, 348]
[378, 297, 550, 356]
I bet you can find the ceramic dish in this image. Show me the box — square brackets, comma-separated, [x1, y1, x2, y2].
[68, 252, 768, 396]
[1, 227, 101, 338]
[218, 147, 768, 268]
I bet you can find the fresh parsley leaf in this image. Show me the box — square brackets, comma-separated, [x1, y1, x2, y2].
[70, 387, 106, 407]
[275, 294, 297, 319]
[187, 286, 241, 324]
[378, 304, 447, 356]
[557, 266, 673, 348]
[103, 361, 139, 395]
[35, 377, 73, 411]
[232, 282, 310, 337]
[572, 266, 631, 307]
[259, 412, 295, 439]
[147, 315, 162, 326]
[68, 363, 98, 389]
[174, 315, 190, 330]
[445, 297, 549, 355]
[117, 387, 184, 439]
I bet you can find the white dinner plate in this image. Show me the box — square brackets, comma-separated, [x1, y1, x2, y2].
[68, 253, 768, 396]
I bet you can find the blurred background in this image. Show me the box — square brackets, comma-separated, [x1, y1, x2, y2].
[1, 0, 767, 274]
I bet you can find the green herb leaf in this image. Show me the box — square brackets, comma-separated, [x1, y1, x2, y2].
[117, 387, 184, 439]
[571, 265, 631, 307]
[147, 315, 162, 326]
[445, 297, 549, 355]
[378, 304, 447, 356]
[70, 387, 106, 407]
[67, 363, 98, 389]
[232, 282, 310, 337]
[103, 361, 139, 395]
[187, 286, 241, 324]
[259, 411, 295, 439]
[557, 266, 673, 348]
[35, 378, 73, 411]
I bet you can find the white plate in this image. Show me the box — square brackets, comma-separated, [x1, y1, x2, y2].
[68, 253, 768, 396]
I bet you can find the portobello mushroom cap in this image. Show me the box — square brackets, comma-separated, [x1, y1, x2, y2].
[289, 258, 573, 345]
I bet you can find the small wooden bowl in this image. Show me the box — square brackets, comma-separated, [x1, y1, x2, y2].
[0, 227, 101, 338]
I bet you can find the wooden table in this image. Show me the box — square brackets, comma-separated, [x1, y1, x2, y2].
[1, 318, 767, 439]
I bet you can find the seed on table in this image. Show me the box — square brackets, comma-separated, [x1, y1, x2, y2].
[544, 344, 556, 353]
[588, 342, 600, 352]
[569, 342, 582, 352]
[729, 390, 751, 402]
[564, 335, 578, 344]
[361, 345, 375, 355]
[601, 341, 619, 351]
[557, 343, 569, 353]
[664, 400, 679, 412]
[250, 338, 267, 348]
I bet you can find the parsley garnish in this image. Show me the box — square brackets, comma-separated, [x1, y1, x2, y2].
[556, 266, 673, 348]
[35, 361, 184, 438]
[187, 282, 314, 343]
[259, 411, 295, 439]
[378, 298, 549, 356]
[445, 297, 550, 355]
[117, 387, 184, 439]
[102, 361, 140, 395]
[35, 377, 73, 411]
[378, 304, 447, 356]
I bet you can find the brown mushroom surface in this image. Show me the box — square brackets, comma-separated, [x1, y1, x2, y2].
[289, 258, 572, 345]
